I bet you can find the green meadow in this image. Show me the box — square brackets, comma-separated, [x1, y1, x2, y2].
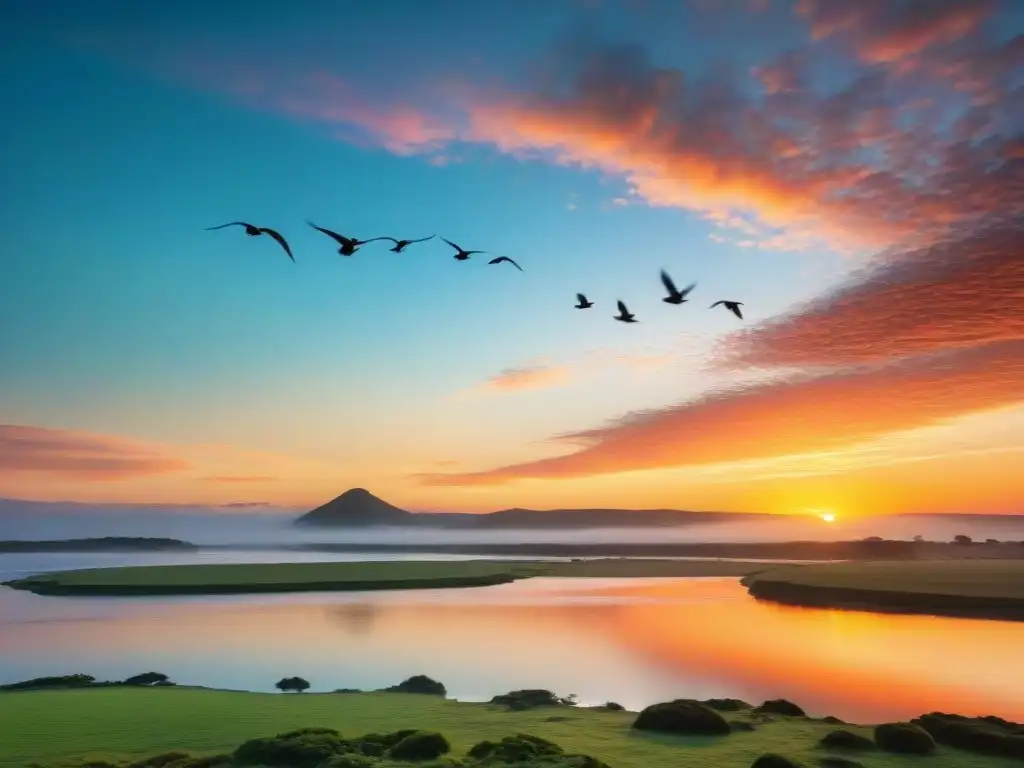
[0, 687, 1018, 768]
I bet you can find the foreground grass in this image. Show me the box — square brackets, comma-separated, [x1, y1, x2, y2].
[745, 560, 1024, 620]
[3, 559, 760, 596]
[0, 688, 1016, 768]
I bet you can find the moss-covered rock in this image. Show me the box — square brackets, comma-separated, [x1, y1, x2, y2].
[750, 755, 803, 768]
[388, 732, 451, 761]
[818, 730, 875, 751]
[703, 698, 752, 711]
[632, 699, 732, 736]
[873, 723, 936, 755]
[754, 699, 806, 717]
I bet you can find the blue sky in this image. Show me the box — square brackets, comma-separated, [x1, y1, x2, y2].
[1, 0, 1021, 515]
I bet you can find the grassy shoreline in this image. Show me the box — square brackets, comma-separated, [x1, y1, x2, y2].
[0, 686, 1019, 768]
[2, 558, 761, 597]
[744, 560, 1024, 621]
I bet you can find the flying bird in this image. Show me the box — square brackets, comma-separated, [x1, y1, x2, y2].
[441, 237, 485, 261]
[614, 300, 638, 323]
[575, 293, 594, 309]
[306, 220, 389, 256]
[380, 235, 435, 253]
[710, 300, 744, 319]
[205, 222, 295, 262]
[488, 256, 523, 272]
[660, 269, 696, 305]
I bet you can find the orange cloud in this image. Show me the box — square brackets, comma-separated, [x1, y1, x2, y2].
[721, 222, 1024, 368]
[478, 363, 574, 393]
[201, 475, 279, 483]
[796, 0, 996, 62]
[0, 424, 189, 480]
[420, 339, 1024, 485]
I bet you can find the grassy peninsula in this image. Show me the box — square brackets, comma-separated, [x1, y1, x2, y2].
[2, 558, 760, 597]
[744, 560, 1024, 621]
[0, 537, 198, 553]
[1, 686, 1020, 768]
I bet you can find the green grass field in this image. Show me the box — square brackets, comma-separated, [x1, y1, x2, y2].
[0, 688, 1015, 768]
[3, 558, 760, 596]
[746, 559, 1024, 598]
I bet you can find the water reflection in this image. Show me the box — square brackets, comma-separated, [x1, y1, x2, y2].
[1, 576, 1022, 723]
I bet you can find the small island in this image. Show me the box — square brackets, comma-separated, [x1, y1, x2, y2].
[3, 558, 761, 597]
[743, 559, 1024, 621]
[0, 537, 198, 553]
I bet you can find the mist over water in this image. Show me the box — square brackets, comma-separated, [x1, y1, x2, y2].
[1, 502, 1022, 545]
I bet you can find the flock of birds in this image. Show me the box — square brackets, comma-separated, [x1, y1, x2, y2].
[206, 220, 745, 322]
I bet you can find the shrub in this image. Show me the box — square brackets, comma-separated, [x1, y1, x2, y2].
[274, 676, 311, 693]
[359, 731, 422, 751]
[467, 734, 563, 763]
[0, 674, 96, 691]
[912, 713, 1024, 758]
[276, 727, 340, 738]
[820, 716, 845, 725]
[818, 759, 863, 768]
[126, 753, 191, 768]
[323, 754, 379, 768]
[632, 699, 732, 736]
[489, 689, 563, 710]
[123, 672, 170, 686]
[703, 698, 752, 711]
[388, 732, 451, 761]
[818, 730, 875, 751]
[873, 723, 936, 755]
[335, 688, 363, 694]
[603, 701, 625, 711]
[383, 675, 446, 696]
[234, 730, 347, 766]
[754, 699, 806, 717]
[750, 755, 803, 768]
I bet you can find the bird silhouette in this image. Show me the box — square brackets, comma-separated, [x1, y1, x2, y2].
[614, 300, 638, 323]
[306, 220, 389, 256]
[710, 300, 744, 319]
[575, 293, 594, 309]
[206, 222, 295, 262]
[660, 270, 696, 305]
[488, 256, 523, 271]
[441, 237, 485, 261]
[380, 235, 435, 253]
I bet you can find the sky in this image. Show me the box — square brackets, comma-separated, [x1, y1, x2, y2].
[0, 0, 1022, 517]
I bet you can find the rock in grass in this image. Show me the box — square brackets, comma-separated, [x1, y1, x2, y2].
[388, 731, 451, 761]
[817, 758, 863, 768]
[818, 730, 875, 751]
[603, 701, 625, 711]
[633, 699, 732, 736]
[754, 699, 806, 717]
[751, 755, 804, 767]
[703, 698, 752, 711]
[468, 734, 564, 763]
[873, 723, 936, 755]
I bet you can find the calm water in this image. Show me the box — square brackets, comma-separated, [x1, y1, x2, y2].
[1, 551, 1023, 724]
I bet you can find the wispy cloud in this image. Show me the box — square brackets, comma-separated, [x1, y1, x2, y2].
[0, 424, 189, 480]
[202, 475, 279, 483]
[477, 363, 574, 393]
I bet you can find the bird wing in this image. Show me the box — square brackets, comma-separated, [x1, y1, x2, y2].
[259, 228, 295, 262]
[709, 301, 725, 308]
[617, 300, 629, 315]
[359, 237, 392, 244]
[464, 250, 486, 256]
[440, 237, 463, 252]
[731, 304, 744, 319]
[680, 282, 696, 297]
[206, 221, 252, 230]
[506, 257, 523, 271]
[660, 269, 678, 295]
[406, 235, 435, 245]
[576, 293, 587, 304]
[306, 220, 352, 246]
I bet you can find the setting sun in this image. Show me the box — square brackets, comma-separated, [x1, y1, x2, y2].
[821, 513, 836, 523]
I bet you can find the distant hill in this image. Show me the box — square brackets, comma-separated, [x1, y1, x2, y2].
[0, 537, 197, 553]
[294, 488, 415, 527]
[293, 489, 770, 528]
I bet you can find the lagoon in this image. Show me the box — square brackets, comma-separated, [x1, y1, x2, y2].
[2, 550, 1023, 726]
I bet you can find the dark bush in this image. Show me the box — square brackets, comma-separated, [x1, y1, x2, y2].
[912, 712, 1024, 758]
[388, 732, 451, 761]
[818, 730, 875, 751]
[274, 676, 311, 693]
[175, 756, 232, 768]
[820, 716, 845, 725]
[335, 688, 363, 694]
[490, 689, 563, 710]
[750, 755, 803, 768]
[0, 673, 96, 691]
[276, 727, 340, 738]
[323, 754, 379, 768]
[359, 731, 421, 751]
[817, 759, 862, 768]
[78, 762, 119, 768]
[468, 734, 563, 763]
[126, 752, 191, 768]
[383, 675, 446, 696]
[234, 730, 347, 766]
[632, 699, 732, 736]
[754, 699, 806, 717]
[873, 723, 935, 755]
[603, 702, 625, 711]
[703, 698, 752, 711]
[561, 755, 612, 768]
[123, 672, 170, 686]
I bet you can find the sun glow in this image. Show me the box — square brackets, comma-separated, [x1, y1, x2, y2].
[820, 512, 836, 523]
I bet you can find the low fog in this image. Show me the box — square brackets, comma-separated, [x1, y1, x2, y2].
[1, 501, 1022, 546]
